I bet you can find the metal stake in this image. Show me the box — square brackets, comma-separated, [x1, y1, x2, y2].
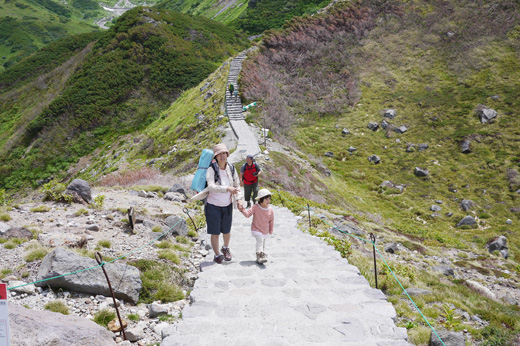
[183, 208, 198, 232]
[95, 252, 127, 340]
[307, 203, 311, 229]
[370, 233, 378, 289]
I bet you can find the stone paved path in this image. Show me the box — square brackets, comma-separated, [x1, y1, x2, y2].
[161, 206, 412, 346]
[225, 50, 262, 165]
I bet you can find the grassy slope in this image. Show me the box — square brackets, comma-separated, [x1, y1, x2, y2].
[0, 0, 100, 71]
[237, 0, 520, 343]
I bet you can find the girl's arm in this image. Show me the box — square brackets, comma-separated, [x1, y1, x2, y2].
[241, 205, 254, 218]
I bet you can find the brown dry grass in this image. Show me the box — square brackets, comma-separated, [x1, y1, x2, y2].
[96, 168, 173, 188]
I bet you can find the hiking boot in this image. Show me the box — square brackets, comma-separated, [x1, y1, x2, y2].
[246, 201, 251, 208]
[259, 252, 268, 264]
[214, 254, 224, 264]
[256, 252, 263, 264]
[221, 247, 232, 261]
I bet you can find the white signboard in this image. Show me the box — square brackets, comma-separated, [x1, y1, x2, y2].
[0, 283, 9, 346]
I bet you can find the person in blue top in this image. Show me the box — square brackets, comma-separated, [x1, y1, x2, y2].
[240, 154, 262, 208]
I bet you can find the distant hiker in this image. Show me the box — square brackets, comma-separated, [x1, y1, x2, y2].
[234, 89, 238, 100]
[238, 189, 274, 264]
[240, 154, 261, 208]
[203, 143, 243, 264]
[229, 83, 234, 96]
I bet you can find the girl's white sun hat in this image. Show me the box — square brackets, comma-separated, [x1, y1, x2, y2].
[255, 188, 272, 200]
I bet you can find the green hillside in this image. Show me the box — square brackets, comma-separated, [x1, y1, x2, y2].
[0, 6, 249, 189]
[0, 0, 101, 71]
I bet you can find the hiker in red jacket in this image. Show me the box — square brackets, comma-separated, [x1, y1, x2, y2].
[240, 154, 261, 208]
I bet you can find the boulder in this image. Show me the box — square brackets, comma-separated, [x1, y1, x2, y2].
[8, 303, 116, 345]
[433, 265, 455, 277]
[456, 216, 477, 227]
[64, 179, 92, 204]
[414, 167, 429, 177]
[430, 330, 465, 346]
[384, 242, 399, 254]
[167, 183, 186, 195]
[478, 108, 497, 123]
[461, 140, 471, 153]
[383, 109, 396, 119]
[2, 227, 33, 240]
[368, 122, 379, 131]
[164, 215, 189, 237]
[163, 192, 186, 202]
[487, 236, 508, 258]
[460, 199, 474, 211]
[418, 143, 429, 151]
[394, 126, 408, 133]
[35, 248, 142, 304]
[368, 155, 381, 164]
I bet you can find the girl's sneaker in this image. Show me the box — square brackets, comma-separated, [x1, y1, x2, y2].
[221, 247, 232, 261]
[256, 252, 267, 264]
[260, 252, 268, 264]
[214, 254, 224, 264]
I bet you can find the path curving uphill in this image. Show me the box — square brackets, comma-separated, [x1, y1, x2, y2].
[161, 206, 412, 345]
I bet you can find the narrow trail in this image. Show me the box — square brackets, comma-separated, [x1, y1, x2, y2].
[161, 206, 412, 345]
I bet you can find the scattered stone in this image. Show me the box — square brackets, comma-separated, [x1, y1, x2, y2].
[347, 146, 357, 153]
[394, 126, 408, 134]
[433, 265, 455, 277]
[487, 236, 508, 259]
[64, 179, 93, 204]
[418, 143, 428, 151]
[164, 215, 189, 237]
[430, 205, 442, 212]
[2, 227, 33, 240]
[460, 199, 474, 211]
[368, 122, 379, 131]
[341, 128, 350, 136]
[383, 109, 396, 119]
[368, 155, 381, 164]
[384, 242, 399, 254]
[478, 108, 497, 123]
[324, 151, 334, 158]
[506, 219, 512, 224]
[430, 330, 465, 346]
[414, 167, 429, 177]
[456, 216, 476, 227]
[461, 140, 471, 153]
[149, 302, 169, 318]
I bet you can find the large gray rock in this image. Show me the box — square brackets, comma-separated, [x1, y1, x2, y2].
[8, 303, 117, 345]
[430, 330, 465, 346]
[35, 248, 142, 304]
[461, 140, 471, 153]
[487, 235, 508, 258]
[465, 280, 497, 301]
[65, 179, 93, 204]
[168, 183, 186, 195]
[414, 167, 429, 177]
[478, 108, 497, 123]
[460, 199, 474, 211]
[164, 215, 189, 237]
[1, 227, 32, 240]
[456, 216, 477, 227]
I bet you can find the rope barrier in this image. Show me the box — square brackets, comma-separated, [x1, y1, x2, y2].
[275, 190, 446, 346]
[7, 217, 184, 291]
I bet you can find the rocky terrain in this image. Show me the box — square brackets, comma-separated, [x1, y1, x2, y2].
[1, 179, 210, 345]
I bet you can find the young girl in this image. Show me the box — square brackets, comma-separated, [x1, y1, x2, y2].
[240, 188, 274, 264]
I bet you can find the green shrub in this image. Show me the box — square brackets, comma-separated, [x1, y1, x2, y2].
[41, 181, 70, 203]
[75, 208, 89, 216]
[155, 241, 173, 249]
[97, 239, 111, 248]
[30, 205, 51, 213]
[0, 213, 11, 221]
[93, 308, 116, 328]
[44, 300, 69, 315]
[129, 259, 184, 304]
[127, 313, 140, 322]
[24, 246, 49, 262]
[0, 189, 11, 206]
[158, 250, 180, 264]
[152, 225, 163, 233]
[90, 195, 105, 209]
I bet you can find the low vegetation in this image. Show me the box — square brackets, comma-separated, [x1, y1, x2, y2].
[44, 300, 69, 315]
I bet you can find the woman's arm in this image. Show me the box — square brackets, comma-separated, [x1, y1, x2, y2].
[206, 165, 228, 193]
